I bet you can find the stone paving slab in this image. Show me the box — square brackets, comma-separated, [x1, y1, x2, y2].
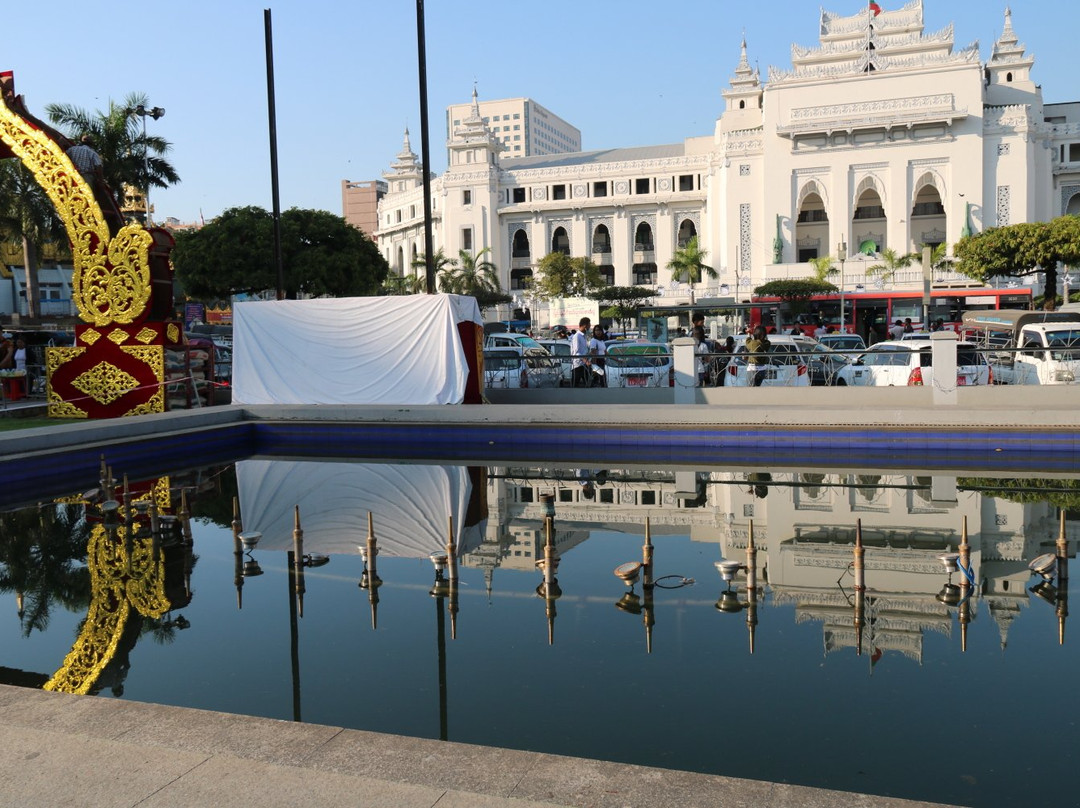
[0, 685, 962, 808]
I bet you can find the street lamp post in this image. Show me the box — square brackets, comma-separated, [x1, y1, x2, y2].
[131, 104, 164, 225]
[837, 238, 847, 333]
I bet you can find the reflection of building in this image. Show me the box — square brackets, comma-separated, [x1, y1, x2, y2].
[471, 463, 1066, 659]
[376, 6, 1079, 303]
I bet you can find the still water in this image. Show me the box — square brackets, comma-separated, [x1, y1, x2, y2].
[1, 458, 1076, 808]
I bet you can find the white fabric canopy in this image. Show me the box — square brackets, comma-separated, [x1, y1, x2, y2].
[235, 459, 482, 557]
[231, 294, 482, 405]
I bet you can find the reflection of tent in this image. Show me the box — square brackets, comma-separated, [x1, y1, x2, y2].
[232, 294, 483, 405]
[236, 460, 483, 556]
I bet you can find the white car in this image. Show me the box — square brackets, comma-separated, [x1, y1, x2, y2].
[604, 342, 673, 388]
[482, 346, 561, 388]
[835, 339, 991, 387]
[537, 338, 573, 386]
[725, 335, 810, 387]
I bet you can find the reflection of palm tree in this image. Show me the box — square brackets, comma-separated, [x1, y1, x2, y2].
[0, 504, 92, 637]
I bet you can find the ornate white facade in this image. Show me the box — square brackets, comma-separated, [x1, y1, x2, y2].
[376, 4, 1080, 304]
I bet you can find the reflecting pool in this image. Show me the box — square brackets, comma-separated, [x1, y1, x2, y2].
[1, 457, 1077, 808]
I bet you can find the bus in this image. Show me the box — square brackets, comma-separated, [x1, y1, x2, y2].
[750, 287, 1033, 342]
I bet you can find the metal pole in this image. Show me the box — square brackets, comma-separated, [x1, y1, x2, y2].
[264, 9, 286, 300]
[416, 0, 436, 294]
[141, 114, 150, 224]
[837, 238, 847, 334]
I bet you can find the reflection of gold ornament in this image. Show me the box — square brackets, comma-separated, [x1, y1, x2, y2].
[72, 362, 138, 406]
[45, 483, 172, 695]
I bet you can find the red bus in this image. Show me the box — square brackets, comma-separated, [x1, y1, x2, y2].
[749, 287, 1033, 341]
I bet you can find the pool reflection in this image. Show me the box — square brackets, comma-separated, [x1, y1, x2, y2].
[1, 458, 1077, 807]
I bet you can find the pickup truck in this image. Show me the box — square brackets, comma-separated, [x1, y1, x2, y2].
[961, 310, 1080, 384]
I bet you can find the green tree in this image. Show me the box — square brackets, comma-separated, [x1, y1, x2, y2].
[412, 248, 456, 293]
[45, 92, 180, 217]
[955, 216, 1080, 307]
[666, 236, 717, 302]
[867, 247, 918, 283]
[754, 278, 838, 310]
[173, 205, 388, 299]
[0, 161, 68, 318]
[533, 253, 603, 299]
[441, 247, 500, 295]
[588, 285, 655, 332]
[808, 255, 838, 282]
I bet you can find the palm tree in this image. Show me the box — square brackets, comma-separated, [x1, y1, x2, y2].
[867, 247, 918, 283]
[412, 248, 456, 293]
[45, 92, 180, 220]
[809, 255, 838, 283]
[0, 161, 67, 319]
[666, 236, 716, 304]
[444, 247, 500, 295]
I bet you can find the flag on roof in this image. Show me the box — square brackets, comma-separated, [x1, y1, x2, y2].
[869, 1, 882, 15]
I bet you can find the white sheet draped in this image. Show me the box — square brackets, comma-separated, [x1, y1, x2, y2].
[235, 459, 481, 557]
[231, 294, 482, 405]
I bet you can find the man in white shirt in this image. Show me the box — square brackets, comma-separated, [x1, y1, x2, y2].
[570, 317, 591, 387]
[889, 319, 905, 340]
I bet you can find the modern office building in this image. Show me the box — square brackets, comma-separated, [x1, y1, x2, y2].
[445, 95, 581, 160]
[341, 178, 387, 239]
[377, 4, 1080, 306]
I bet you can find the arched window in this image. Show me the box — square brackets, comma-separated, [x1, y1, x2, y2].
[677, 219, 697, 248]
[739, 100, 746, 109]
[396, 246, 404, 272]
[592, 224, 611, 254]
[551, 227, 570, 255]
[512, 228, 530, 258]
[634, 222, 654, 251]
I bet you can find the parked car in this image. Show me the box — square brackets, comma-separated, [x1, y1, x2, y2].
[790, 337, 850, 386]
[482, 346, 561, 389]
[725, 335, 810, 387]
[604, 342, 673, 388]
[536, 338, 573, 386]
[485, 332, 547, 352]
[817, 333, 866, 353]
[835, 339, 991, 387]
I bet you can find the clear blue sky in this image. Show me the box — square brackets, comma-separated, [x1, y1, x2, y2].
[4, 1, 1076, 225]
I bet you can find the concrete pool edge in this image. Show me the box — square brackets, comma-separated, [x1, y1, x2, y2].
[0, 683, 960, 808]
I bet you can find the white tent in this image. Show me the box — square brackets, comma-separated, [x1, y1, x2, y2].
[231, 294, 483, 405]
[235, 459, 483, 557]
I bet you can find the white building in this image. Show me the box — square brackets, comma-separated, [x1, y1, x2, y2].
[445, 96, 581, 160]
[377, 3, 1080, 310]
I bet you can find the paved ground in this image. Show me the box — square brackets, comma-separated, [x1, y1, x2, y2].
[0, 684, 960, 808]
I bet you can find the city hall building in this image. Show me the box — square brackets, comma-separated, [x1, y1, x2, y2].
[374, 3, 1080, 307]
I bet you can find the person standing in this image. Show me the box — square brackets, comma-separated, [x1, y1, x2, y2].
[0, 332, 13, 370]
[13, 337, 26, 373]
[889, 319, 905, 340]
[66, 134, 104, 189]
[745, 325, 771, 387]
[589, 324, 607, 387]
[570, 316, 591, 387]
[692, 326, 710, 385]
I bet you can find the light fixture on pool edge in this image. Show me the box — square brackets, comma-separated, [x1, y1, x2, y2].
[613, 561, 641, 586]
[239, 531, 262, 553]
[937, 552, 960, 575]
[1029, 553, 1058, 582]
[715, 560, 743, 583]
[302, 553, 330, 568]
[100, 499, 121, 525]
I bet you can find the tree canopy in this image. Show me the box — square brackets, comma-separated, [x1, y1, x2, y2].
[533, 253, 604, 299]
[46, 92, 180, 213]
[173, 205, 388, 301]
[588, 285, 656, 331]
[754, 278, 838, 301]
[955, 216, 1080, 305]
